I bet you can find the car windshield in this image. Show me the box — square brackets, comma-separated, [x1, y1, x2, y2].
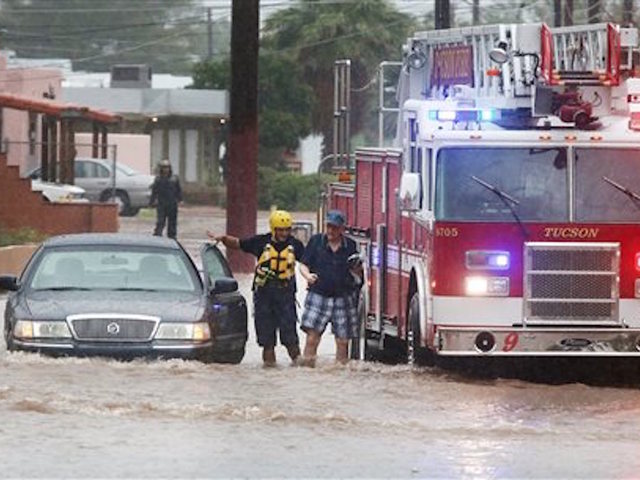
[575, 148, 640, 222]
[435, 146, 568, 222]
[29, 246, 200, 292]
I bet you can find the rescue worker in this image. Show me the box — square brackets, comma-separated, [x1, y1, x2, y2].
[207, 210, 305, 367]
[299, 210, 363, 366]
[150, 159, 182, 239]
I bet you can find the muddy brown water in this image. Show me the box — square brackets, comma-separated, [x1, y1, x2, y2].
[2, 207, 640, 478]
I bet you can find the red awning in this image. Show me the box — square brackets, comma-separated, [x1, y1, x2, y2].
[0, 92, 120, 123]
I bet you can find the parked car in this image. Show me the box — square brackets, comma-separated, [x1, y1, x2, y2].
[31, 179, 88, 203]
[28, 158, 155, 216]
[0, 233, 248, 364]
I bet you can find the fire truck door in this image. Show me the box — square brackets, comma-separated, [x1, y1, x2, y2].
[371, 160, 390, 334]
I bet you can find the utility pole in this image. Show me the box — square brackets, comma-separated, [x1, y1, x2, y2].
[207, 7, 213, 59]
[623, 0, 633, 26]
[226, 0, 259, 272]
[472, 0, 480, 25]
[554, 0, 562, 26]
[435, 0, 450, 30]
[587, 0, 600, 23]
[563, 0, 574, 26]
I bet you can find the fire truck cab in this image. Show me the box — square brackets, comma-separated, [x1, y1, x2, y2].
[326, 21, 640, 363]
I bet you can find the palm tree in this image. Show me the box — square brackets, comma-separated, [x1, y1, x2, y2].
[262, 0, 414, 154]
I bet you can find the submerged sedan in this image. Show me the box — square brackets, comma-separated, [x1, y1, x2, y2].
[0, 234, 247, 363]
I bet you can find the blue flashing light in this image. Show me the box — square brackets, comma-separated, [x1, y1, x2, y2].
[490, 254, 509, 268]
[479, 109, 497, 121]
[427, 109, 501, 123]
[466, 250, 510, 270]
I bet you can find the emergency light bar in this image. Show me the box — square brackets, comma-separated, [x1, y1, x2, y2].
[428, 109, 502, 122]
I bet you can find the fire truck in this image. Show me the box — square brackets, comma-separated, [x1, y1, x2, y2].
[324, 21, 640, 364]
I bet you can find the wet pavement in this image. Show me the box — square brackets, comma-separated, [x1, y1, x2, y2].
[2, 206, 640, 478]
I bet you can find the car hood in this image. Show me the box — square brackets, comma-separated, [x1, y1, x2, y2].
[24, 290, 205, 322]
[31, 180, 86, 195]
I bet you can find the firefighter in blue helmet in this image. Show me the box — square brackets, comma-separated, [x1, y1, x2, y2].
[207, 210, 305, 367]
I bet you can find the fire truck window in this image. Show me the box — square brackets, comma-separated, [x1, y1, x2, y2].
[575, 148, 640, 222]
[435, 147, 568, 222]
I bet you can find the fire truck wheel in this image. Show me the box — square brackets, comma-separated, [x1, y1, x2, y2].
[408, 292, 435, 366]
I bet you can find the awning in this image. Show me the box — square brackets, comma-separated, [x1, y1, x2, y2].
[0, 92, 120, 123]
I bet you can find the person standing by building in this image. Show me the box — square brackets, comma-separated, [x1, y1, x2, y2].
[299, 210, 362, 366]
[150, 159, 182, 239]
[207, 210, 305, 367]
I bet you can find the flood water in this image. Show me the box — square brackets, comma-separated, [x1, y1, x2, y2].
[2, 208, 640, 478]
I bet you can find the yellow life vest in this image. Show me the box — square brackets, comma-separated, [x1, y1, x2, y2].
[254, 242, 296, 288]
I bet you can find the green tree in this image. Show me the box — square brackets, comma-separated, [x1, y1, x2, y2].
[0, 0, 225, 74]
[191, 54, 313, 168]
[262, 0, 414, 151]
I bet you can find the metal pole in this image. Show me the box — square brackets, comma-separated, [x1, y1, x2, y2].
[111, 143, 117, 203]
[623, 0, 633, 26]
[333, 62, 340, 170]
[435, 0, 450, 29]
[207, 7, 213, 59]
[554, 0, 562, 27]
[378, 64, 384, 147]
[472, 0, 480, 25]
[345, 60, 351, 168]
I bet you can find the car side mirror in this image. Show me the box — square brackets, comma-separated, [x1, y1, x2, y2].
[399, 172, 422, 212]
[209, 277, 238, 294]
[0, 275, 20, 291]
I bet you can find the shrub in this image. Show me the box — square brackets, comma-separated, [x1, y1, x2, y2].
[258, 167, 332, 211]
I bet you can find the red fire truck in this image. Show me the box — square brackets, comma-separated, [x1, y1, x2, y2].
[325, 21, 640, 364]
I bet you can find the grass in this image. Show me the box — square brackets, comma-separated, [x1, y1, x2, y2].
[137, 208, 156, 220]
[0, 227, 46, 247]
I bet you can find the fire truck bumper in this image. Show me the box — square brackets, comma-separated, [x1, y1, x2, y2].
[437, 326, 640, 356]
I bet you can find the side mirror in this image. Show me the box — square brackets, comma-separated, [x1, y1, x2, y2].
[0, 275, 20, 291]
[399, 172, 422, 212]
[210, 277, 238, 294]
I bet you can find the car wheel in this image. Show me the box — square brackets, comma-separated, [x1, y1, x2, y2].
[4, 320, 15, 352]
[124, 207, 140, 217]
[103, 190, 130, 216]
[205, 346, 245, 364]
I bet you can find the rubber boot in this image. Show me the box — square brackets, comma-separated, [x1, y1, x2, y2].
[262, 348, 276, 368]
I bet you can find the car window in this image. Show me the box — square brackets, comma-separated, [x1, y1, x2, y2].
[202, 246, 232, 286]
[74, 162, 85, 178]
[29, 246, 201, 292]
[96, 163, 111, 178]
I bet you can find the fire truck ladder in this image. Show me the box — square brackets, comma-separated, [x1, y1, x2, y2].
[541, 23, 624, 86]
[333, 59, 351, 169]
[404, 22, 634, 106]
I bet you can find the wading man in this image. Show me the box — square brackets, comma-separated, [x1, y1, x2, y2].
[207, 210, 304, 367]
[299, 210, 362, 366]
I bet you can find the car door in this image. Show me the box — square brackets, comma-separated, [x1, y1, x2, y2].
[75, 159, 110, 201]
[200, 243, 248, 361]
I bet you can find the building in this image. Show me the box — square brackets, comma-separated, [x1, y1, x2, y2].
[63, 66, 228, 186]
